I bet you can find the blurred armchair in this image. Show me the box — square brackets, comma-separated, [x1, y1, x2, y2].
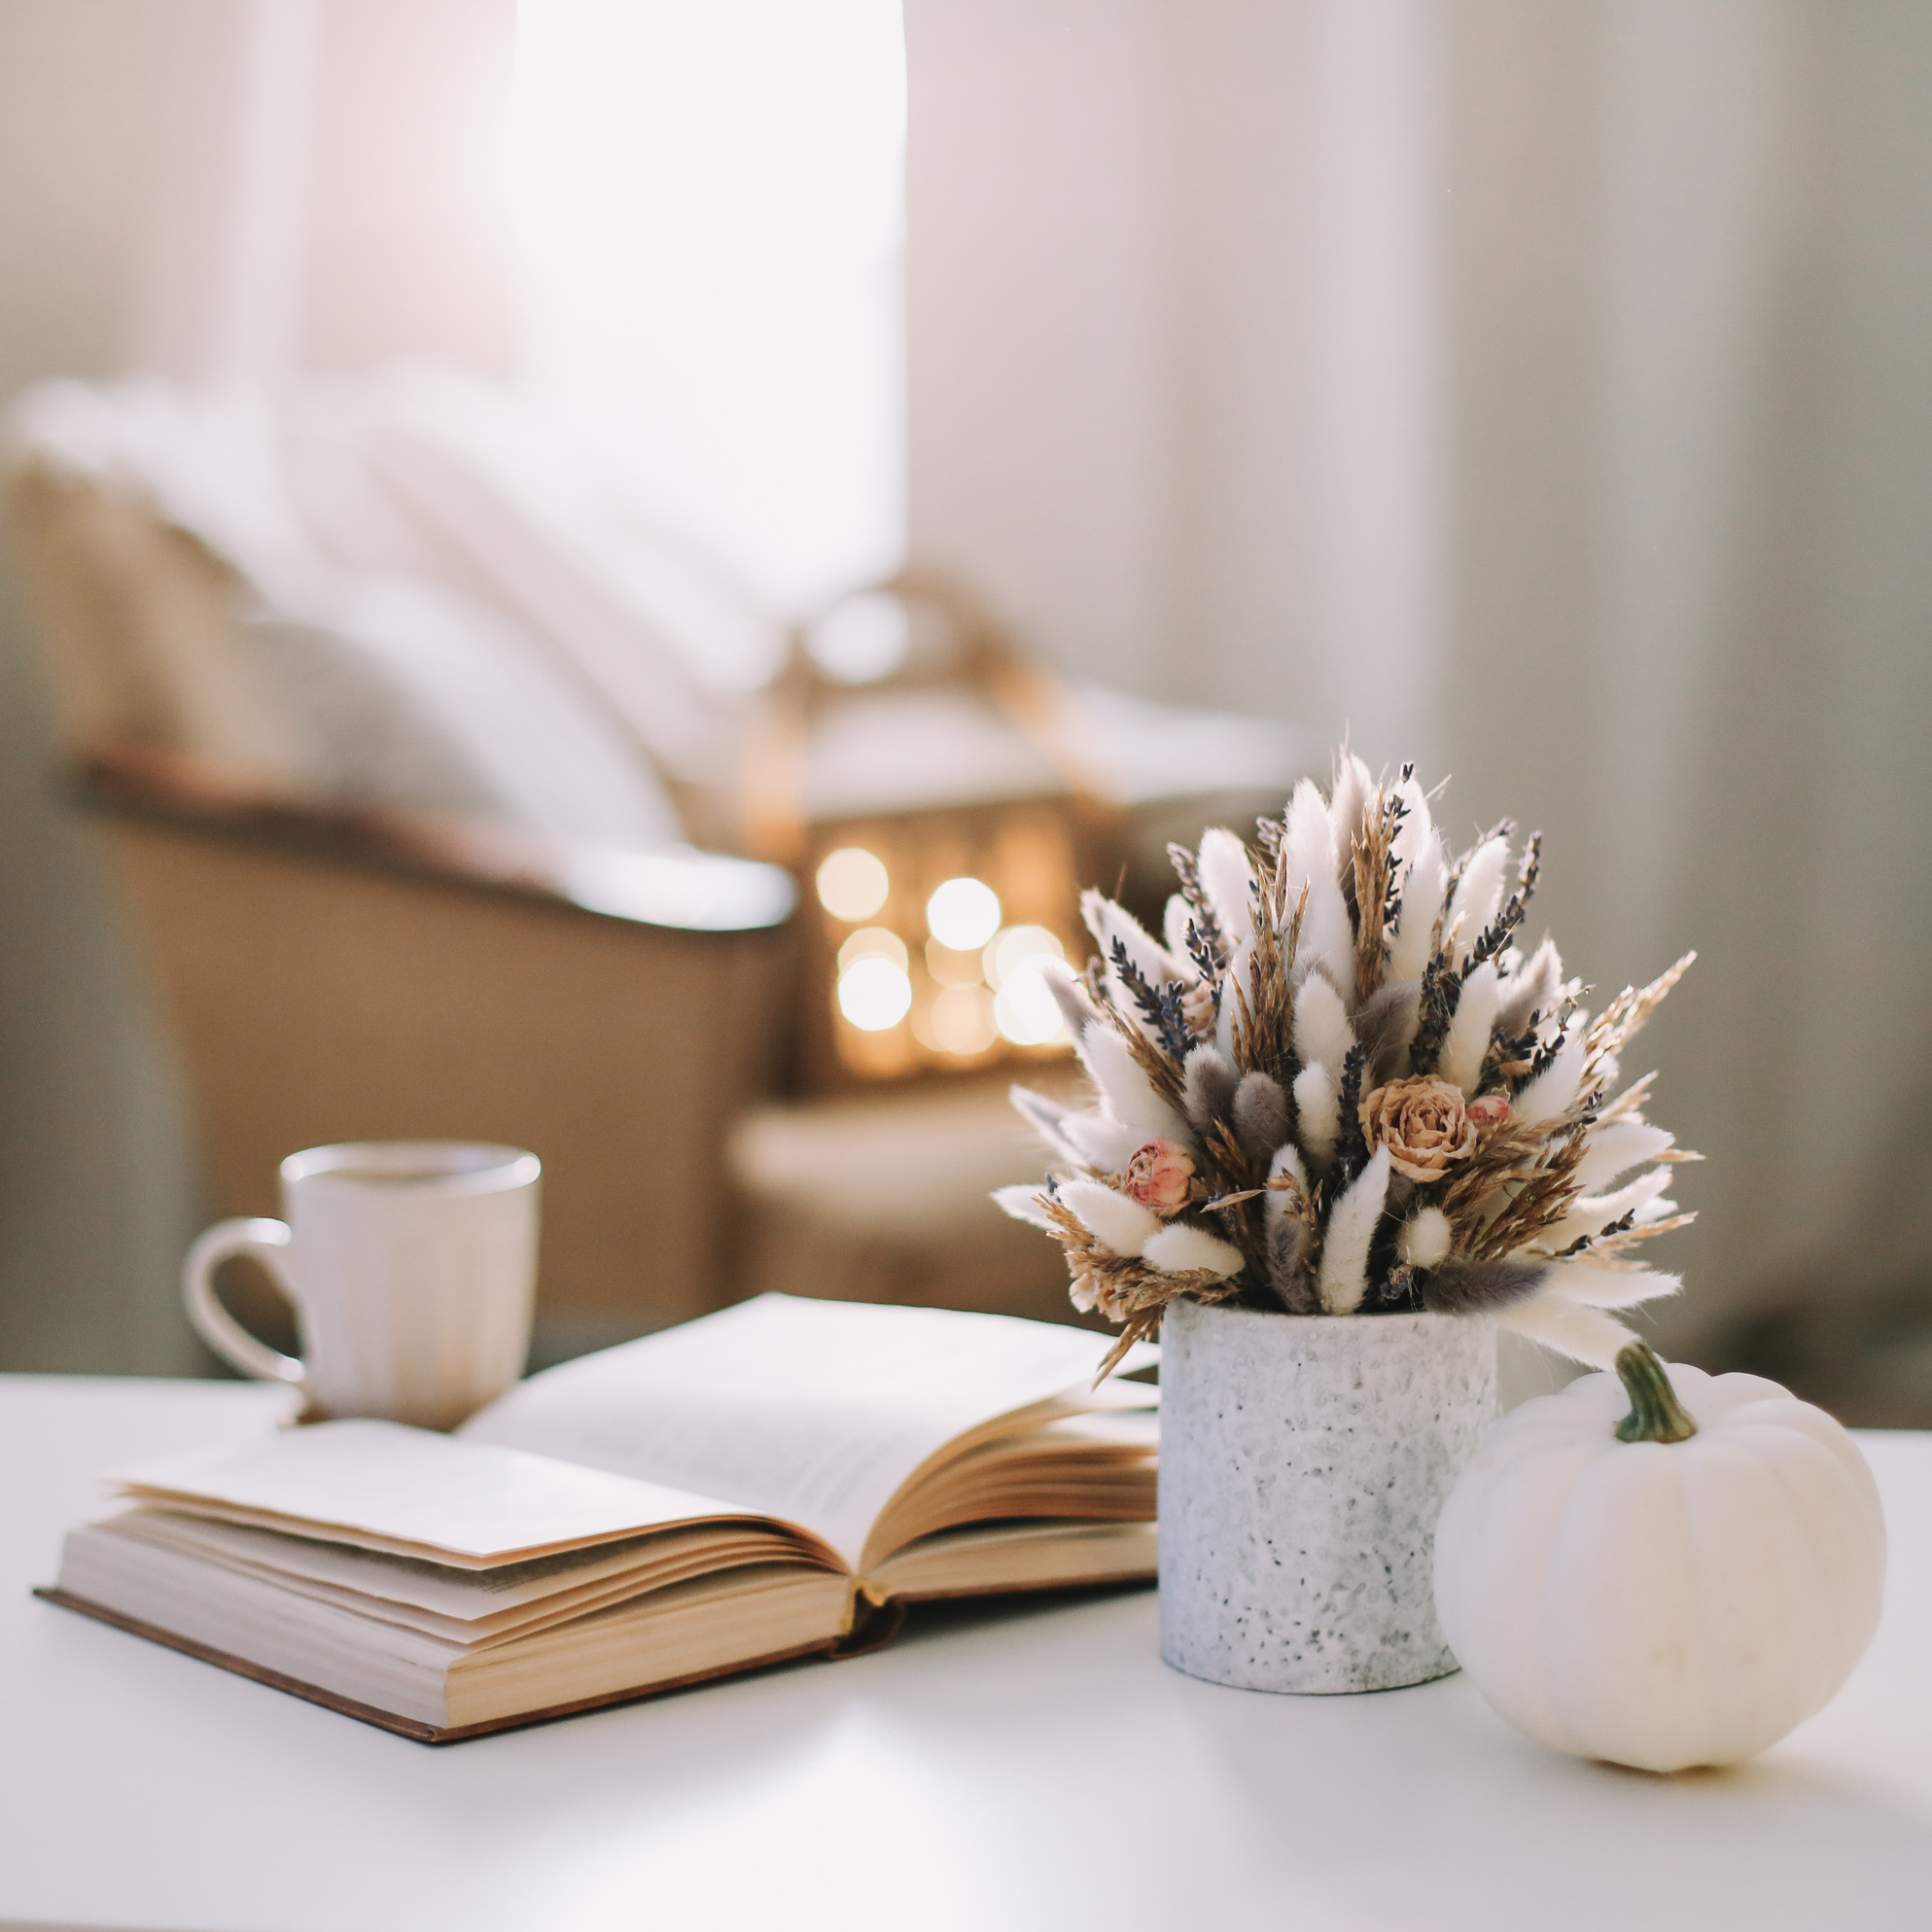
[5, 367, 1311, 1353]
[6, 395, 795, 1357]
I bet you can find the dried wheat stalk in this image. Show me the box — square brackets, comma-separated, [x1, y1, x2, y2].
[1351, 785, 1399, 1005]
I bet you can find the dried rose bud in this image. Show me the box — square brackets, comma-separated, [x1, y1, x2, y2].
[1123, 1138, 1195, 1215]
[1466, 1093, 1512, 1130]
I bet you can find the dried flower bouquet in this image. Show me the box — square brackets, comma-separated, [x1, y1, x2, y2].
[994, 754, 1698, 1375]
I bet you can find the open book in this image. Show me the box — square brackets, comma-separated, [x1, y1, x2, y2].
[39, 1295, 1158, 1741]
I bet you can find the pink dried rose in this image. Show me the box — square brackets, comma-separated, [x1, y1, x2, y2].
[1466, 1093, 1512, 1130]
[1358, 1076, 1478, 1183]
[1123, 1138, 1195, 1215]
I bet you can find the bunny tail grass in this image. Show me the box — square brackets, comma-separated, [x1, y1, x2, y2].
[1421, 1257, 1549, 1314]
[1317, 1148, 1389, 1314]
[1056, 1179, 1162, 1257]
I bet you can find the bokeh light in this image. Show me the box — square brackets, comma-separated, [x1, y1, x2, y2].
[838, 926, 908, 972]
[994, 964, 1067, 1045]
[928, 983, 997, 1055]
[926, 876, 1001, 950]
[983, 923, 1066, 990]
[837, 957, 912, 1030]
[816, 847, 890, 921]
[925, 938, 984, 987]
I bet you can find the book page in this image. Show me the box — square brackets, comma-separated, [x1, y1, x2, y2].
[108, 1419, 814, 1567]
[92, 1510, 813, 1651]
[459, 1294, 1151, 1569]
[102, 1508, 765, 1619]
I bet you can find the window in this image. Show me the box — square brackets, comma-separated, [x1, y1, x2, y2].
[501, 0, 907, 607]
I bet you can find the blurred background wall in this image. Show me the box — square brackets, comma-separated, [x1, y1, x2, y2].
[0, 7, 189, 1370]
[0, 0, 520, 1369]
[902, 0, 1932, 1402]
[2, 0, 1929, 1400]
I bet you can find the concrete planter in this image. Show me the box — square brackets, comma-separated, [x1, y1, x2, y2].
[1158, 1299, 1497, 1694]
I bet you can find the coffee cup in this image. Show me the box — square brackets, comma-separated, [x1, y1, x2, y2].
[182, 1142, 541, 1430]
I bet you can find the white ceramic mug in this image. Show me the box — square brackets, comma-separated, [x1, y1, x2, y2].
[183, 1142, 542, 1430]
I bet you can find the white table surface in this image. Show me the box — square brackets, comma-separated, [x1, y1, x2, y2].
[2, 1376, 1928, 1932]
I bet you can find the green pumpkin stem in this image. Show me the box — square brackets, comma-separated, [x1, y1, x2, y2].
[1613, 1341, 1698, 1444]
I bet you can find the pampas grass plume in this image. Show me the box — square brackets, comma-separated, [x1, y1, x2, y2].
[1574, 1115, 1674, 1191]
[1060, 1110, 1146, 1175]
[1494, 1296, 1634, 1369]
[1009, 1085, 1081, 1166]
[991, 1184, 1060, 1232]
[1547, 1264, 1683, 1310]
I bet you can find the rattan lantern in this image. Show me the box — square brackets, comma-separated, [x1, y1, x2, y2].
[744, 573, 1110, 1092]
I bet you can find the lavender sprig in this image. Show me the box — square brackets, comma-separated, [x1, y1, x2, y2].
[1556, 1209, 1638, 1260]
[1382, 785, 1413, 930]
[1442, 817, 1517, 910]
[1184, 917, 1227, 991]
[1109, 938, 1194, 1062]
[1330, 1043, 1369, 1189]
[1409, 951, 1461, 1074]
[1524, 1006, 1575, 1085]
[1462, 831, 1543, 981]
[1167, 841, 1227, 967]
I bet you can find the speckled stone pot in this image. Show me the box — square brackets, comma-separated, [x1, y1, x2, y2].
[1159, 1300, 1497, 1695]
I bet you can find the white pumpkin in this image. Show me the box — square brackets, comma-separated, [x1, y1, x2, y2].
[1433, 1344, 1886, 1773]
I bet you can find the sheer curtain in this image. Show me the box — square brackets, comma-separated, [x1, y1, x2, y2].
[1442, 2, 1932, 1377]
[905, 0, 1932, 1371]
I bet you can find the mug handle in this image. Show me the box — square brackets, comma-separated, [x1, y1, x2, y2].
[182, 1218, 307, 1388]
